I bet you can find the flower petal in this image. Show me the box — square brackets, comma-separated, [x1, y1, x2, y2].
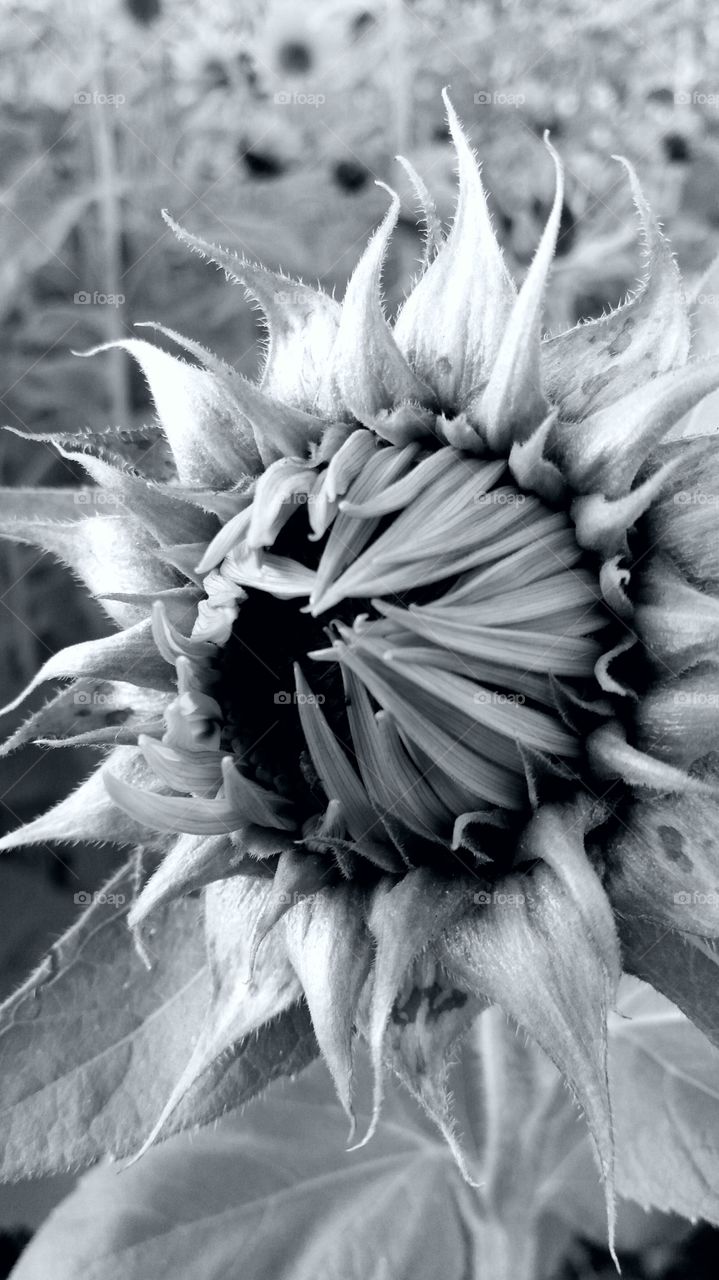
[393, 90, 515, 409]
[0, 618, 173, 721]
[607, 793, 719, 937]
[361, 870, 474, 1146]
[63, 451, 218, 546]
[587, 721, 719, 795]
[542, 159, 690, 419]
[284, 884, 373, 1126]
[163, 212, 341, 412]
[476, 136, 564, 450]
[635, 553, 719, 673]
[315, 188, 435, 425]
[439, 861, 618, 1245]
[0, 747, 170, 852]
[132, 876, 303, 1160]
[0, 509, 177, 625]
[550, 358, 719, 497]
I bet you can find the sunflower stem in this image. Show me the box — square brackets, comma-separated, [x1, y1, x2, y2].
[450, 1008, 568, 1280]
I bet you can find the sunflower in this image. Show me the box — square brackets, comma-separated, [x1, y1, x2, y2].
[2, 93, 719, 1251]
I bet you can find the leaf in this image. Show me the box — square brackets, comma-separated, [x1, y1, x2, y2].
[619, 916, 719, 1049]
[0, 861, 317, 1179]
[10, 1057, 481, 1280]
[608, 979, 719, 1223]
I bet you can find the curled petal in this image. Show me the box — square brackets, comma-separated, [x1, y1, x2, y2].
[587, 721, 719, 795]
[508, 410, 566, 503]
[571, 456, 682, 556]
[104, 769, 241, 835]
[138, 734, 225, 796]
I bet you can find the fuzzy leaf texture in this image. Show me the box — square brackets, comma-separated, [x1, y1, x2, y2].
[0, 863, 317, 1179]
[10, 990, 709, 1280]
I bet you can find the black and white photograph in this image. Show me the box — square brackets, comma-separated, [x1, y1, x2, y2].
[1, 2, 719, 1277]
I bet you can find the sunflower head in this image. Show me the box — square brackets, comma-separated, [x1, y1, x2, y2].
[3, 91, 719, 1243]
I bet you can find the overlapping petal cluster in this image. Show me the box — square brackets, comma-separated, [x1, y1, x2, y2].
[3, 94, 719, 1231]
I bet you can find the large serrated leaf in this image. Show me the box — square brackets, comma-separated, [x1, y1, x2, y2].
[0, 862, 317, 1180]
[10, 1056, 482, 1280]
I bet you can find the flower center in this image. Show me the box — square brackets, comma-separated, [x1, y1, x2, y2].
[208, 431, 607, 856]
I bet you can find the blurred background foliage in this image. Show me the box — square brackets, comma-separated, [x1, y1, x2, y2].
[2, 0, 719, 1274]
